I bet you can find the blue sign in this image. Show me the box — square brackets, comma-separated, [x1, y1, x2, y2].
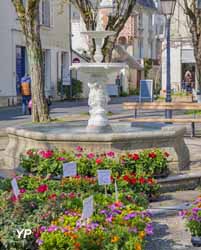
[140, 80, 153, 102]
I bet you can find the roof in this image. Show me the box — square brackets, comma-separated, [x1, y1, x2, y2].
[137, 0, 157, 10]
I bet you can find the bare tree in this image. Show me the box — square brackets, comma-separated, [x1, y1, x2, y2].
[11, 0, 49, 122]
[183, 0, 201, 91]
[65, 0, 137, 62]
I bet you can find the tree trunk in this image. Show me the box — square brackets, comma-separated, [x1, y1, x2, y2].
[11, 0, 49, 122]
[27, 44, 49, 122]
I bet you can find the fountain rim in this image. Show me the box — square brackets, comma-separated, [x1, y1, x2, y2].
[6, 125, 186, 142]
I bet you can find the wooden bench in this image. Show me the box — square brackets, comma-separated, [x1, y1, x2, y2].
[123, 102, 201, 137]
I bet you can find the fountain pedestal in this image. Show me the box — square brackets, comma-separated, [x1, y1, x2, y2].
[87, 74, 111, 132]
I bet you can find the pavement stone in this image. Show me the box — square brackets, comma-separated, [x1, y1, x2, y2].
[146, 216, 201, 250]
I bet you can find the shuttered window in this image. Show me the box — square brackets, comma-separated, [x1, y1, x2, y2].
[41, 0, 52, 27]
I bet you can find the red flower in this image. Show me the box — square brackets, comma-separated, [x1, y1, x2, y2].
[37, 184, 48, 193]
[130, 177, 137, 185]
[164, 152, 170, 158]
[139, 177, 146, 184]
[147, 178, 154, 185]
[149, 152, 157, 159]
[123, 175, 130, 182]
[27, 149, 34, 157]
[128, 153, 133, 158]
[132, 153, 140, 161]
[48, 193, 57, 200]
[96, 158, 103, 164]
[114, 201, 123, 207]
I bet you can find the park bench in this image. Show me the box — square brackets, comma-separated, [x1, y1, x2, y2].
[122, 102, 201, 137]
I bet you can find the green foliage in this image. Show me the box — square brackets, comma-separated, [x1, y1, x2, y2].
[129, 88, 139, 96]
[57, 78, 83, 99]
[144, 59, 153, 78]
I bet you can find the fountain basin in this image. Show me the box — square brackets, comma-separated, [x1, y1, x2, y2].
[3, 122, 190, 173]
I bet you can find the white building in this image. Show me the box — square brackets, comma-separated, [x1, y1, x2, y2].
[0, 0, 70, 106]
[161, 0, 195, 93]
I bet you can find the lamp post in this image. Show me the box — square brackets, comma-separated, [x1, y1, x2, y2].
[160, 0, 176, 119]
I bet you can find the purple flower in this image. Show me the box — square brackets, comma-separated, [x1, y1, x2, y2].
[113, 209, 122, 215]
[124, 212, 137, 220]
[106, 216, 113, 222]
[40, 226, 46, 232]
[129, 227, 138, 233]
[86, 222, 99, 231]
[36, 239, 43, 246]
[145, 224, 154, 235]
[47, 225, 58, 232]
[100, 209, 108, 215]
[179, 210, 187, 218]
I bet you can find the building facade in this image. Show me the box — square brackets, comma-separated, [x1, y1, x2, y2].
[0, 0, 70, 106]
[161, 0, 195, 93]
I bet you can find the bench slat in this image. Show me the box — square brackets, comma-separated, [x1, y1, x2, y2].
[123, 102, 201, 110]
[120, 118, 201, 123]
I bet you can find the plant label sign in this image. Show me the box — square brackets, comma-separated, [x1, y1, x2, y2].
[63, 162, 77, 177]
[82, 195, 94, 219]
[97, 170, 111, 185]
[11, 178, 20, 198]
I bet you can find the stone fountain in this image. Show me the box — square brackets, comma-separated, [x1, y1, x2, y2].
[2, 3, 190, 173]
[72, 13, 124, 133]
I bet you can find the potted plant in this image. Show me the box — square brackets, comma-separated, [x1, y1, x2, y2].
[180, 196, 201, 247]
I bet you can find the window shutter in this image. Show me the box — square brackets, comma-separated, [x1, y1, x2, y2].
[50, 0, 54, 27]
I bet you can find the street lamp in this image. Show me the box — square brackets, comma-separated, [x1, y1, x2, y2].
[160, 0, 176, 119]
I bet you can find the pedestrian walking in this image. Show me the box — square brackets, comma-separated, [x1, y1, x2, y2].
[20, 74, 31, 115]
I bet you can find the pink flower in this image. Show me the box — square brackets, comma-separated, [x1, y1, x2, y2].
[38, 150, 53, 159]
[20, 188, 26, 193]
[57, 157, 66, 161]
[76, 146, 83, 152]
[69, 192, 76, 199]
[106, 151, 115, 157]
[87, 153, 95, 159]
[76, 153, 82, 158]
[11, 195, 18, 202]
[37, 184, 48, 193]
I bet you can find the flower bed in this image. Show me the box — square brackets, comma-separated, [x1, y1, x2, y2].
[0, 147, 168, 249]
[0, 175, 152, 250]
[20, 147, 169, 178]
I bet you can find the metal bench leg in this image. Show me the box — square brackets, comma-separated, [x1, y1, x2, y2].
[191, 122, 195, 137]
[134, 109, 137, 118]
